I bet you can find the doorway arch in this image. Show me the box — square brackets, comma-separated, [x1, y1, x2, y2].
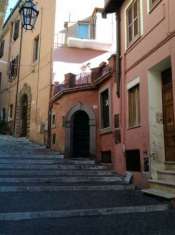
[65, 103, 96, 158]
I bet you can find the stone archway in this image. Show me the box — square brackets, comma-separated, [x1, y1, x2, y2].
[65, 103, 96, 159]
[16, 84, 32, 137]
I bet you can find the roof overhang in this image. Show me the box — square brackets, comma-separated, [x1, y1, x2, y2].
[103, 0, 124, 14]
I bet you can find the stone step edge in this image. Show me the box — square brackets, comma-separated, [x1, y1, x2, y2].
[0, 204, 169, 221]
[157, 169, 175, 175]
[0, 185, 134, 192]
[142, 188, 175, 200]
[149, 179, 175, 187]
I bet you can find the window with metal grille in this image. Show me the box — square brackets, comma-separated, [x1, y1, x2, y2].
[13, 20, 20, 41]
[101, 151, 112, 163]
[9, 56, 19, 80]
[128, 85, 140, 128]
[126, 0, 140, 45]
[100, 89, 110, 128]
[0, 40, 5, 58]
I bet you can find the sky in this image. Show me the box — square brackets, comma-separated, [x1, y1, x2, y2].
[4, 0, 18, 21]
[55, 0, 104, 33]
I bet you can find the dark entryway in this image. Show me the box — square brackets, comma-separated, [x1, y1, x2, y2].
[162, 68, 175, 161]
[72, 110, 90, 158]
[21, 94, 28, 137]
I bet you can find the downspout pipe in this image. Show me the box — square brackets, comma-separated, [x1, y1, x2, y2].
[116, 10, 121, 97]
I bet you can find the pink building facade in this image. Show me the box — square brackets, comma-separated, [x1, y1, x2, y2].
[104, 0, 175, 191]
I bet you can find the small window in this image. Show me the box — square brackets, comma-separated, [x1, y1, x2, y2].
[101, 151, 112, 163]
[128, 85, 140, 128]
[100, 89, 110, 128]
[126, 149, 141, 171]
[9, 56, 19, 80]
[33, 35, 40, 62]
[51, 113, 56, 128]
[52, 133, 56, 145]
[0, 40, 5, 58]
[126, 0, 140, 45]
[9, 104, 13, 118]
[13, 20, 20, 41]
[77, 23, 90, 39]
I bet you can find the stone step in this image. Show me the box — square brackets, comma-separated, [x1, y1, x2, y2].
[0, 164, 108, 170]
[0, 176, 122, 183]
[0, 184, 134, 192]
[0, 159, 96, 165]
[157, 169, 175, 183]
[165, 161, 175, 170]
[0, 154, 64, 159]
[149, 179, 175, 194]
[0, 190, 167, 213]
[142, 188, 175, 200]
[0, 204, 169, 221]
[0, 169, 116, 176]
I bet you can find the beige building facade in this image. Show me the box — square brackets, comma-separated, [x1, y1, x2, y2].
[0, 0, 56, 144]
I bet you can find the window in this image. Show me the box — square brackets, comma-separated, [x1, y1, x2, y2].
[77, 23, 90, 39]
[101, 151, 112, 163]
[149, 0, 160, 10]
[0, 40, 5, 58]
[52, 133, 56, 145]
[13, 20, 20, 41]
[33, 35, 40, 62]
[51, 113, 56, 128]
[9, 56, 19, 80]
[126, 0, 140, 45]
[100, 89, 110, 128]
[128, 85, 140, 128]
[9, 104, 13, 119]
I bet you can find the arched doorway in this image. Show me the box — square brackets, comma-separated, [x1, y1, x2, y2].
[21, 94, 28, 137]
[65, 103, 96, 159]
[72, 111, 90, 158]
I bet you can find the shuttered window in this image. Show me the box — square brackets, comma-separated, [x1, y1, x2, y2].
[128, 85, 140, 128]
[126, 0, 140, 45]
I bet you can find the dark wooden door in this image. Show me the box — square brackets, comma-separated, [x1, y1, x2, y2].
[162, 69, 175, 161]
[73, 111, 90, 158]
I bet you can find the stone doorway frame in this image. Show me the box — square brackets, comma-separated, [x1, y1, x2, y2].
[64, 103, 96, 159]
[15, 84, 32, 137]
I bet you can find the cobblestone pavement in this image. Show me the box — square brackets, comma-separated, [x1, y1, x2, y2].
[0, 135, 175, 235]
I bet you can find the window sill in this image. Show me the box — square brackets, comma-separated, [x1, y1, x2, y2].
[127, 125, 141, 130]
[149, 0, 162, 14]
[99, 127, 112, 135]
[126, 34, 142, 52]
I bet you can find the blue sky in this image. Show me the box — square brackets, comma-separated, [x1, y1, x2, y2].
[5, 0, 18, 20]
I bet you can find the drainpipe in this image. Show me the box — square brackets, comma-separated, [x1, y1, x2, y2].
[115, 10, 121, 97]
[13, 24, 23, 135]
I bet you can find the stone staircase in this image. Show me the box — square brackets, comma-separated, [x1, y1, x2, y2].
[142, 162, 175, 200]
[0, 136, 172, 234]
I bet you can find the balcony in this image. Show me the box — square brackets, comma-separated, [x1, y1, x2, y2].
[104, 0, 124, 13]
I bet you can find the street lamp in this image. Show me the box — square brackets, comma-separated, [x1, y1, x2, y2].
[19, 0, 39, 30]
